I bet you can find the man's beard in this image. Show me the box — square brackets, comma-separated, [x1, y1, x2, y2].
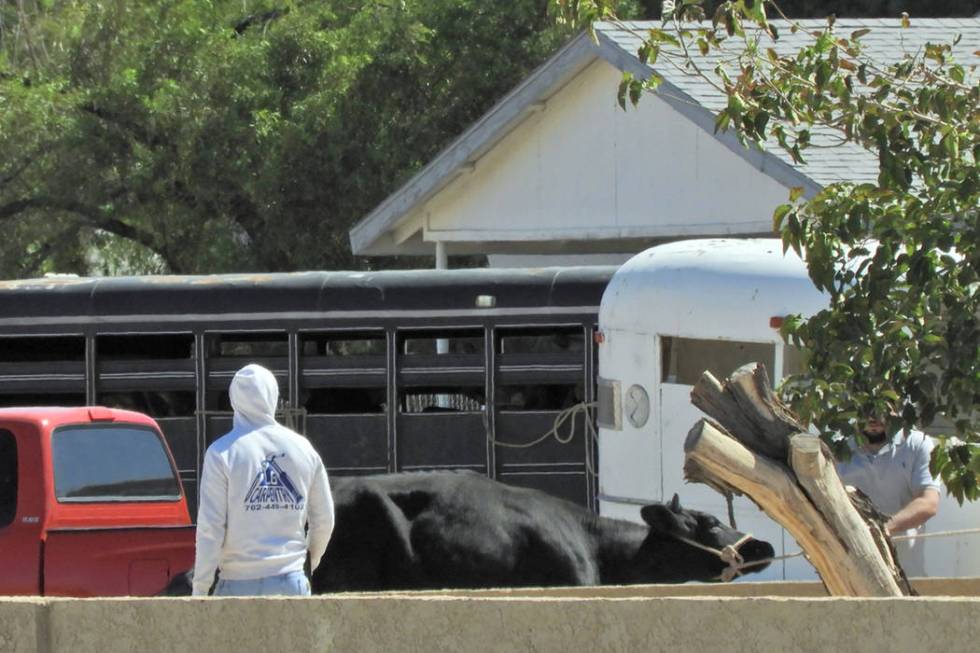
[862, 430, 887, 444]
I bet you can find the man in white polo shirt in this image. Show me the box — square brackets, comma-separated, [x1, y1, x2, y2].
[193, 363, 335, 596]
[836, 417, 941, 577]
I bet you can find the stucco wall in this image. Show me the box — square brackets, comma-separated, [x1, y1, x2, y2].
[3, 582, 979, 653]
[367, 576, 980, 599]
[0, 600, 43, 652]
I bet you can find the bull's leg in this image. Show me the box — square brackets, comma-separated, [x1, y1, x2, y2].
[517, 528, 600, 587]
[311, 486, 420, 592]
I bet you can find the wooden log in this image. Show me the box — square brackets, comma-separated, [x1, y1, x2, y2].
[789, 434, 904, 595]
[690, 364, 806, 462]
[690, 370, 785, 461]
[842, 487, 914, 594]
[684, 419, 902, 596]
[726, 364, 806, 452]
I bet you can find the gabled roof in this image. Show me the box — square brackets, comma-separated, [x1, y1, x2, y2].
[350, 18, 980, 256]
[600, 18, 979, 188]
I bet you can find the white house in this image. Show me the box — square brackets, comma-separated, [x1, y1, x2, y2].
[348, 18, 979, 268]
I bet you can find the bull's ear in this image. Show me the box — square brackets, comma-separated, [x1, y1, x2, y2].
[640, 504, 680, 532]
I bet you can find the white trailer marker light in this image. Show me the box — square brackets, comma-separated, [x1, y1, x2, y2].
[596, 378, 622, 431]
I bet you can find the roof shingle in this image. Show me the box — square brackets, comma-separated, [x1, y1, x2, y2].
[596, 18, 980, 186]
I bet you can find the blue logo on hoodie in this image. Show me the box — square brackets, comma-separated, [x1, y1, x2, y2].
[244, 454, 304, 511]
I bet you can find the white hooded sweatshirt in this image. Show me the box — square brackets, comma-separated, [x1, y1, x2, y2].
[192, 364, 334, 596]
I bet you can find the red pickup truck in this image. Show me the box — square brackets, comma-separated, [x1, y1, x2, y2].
[0, 406, 194, 596]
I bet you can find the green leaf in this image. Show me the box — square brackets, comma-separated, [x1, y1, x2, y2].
[629, 78, 643, 106]
[753, 109, 770, 135]
[941, 129, 960, 159]
[617, 73, 634, 110]
[815, 61, 831, 88]
[773, 203, 793, 230]
[714, 108, 731, 133]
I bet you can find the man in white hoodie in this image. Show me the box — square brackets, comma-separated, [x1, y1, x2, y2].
[192, 363, 335, 596]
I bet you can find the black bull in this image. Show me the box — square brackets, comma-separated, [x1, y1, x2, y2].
[163, 471, 774, 594]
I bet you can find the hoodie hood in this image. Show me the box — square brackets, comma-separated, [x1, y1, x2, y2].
[229, 363, 279, 428]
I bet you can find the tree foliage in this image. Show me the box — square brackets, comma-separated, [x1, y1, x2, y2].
[556, 0, 979, 499]
[628, 0, 978, 20]
[0, 0, 590, 276]
[4, 0, 967, 277]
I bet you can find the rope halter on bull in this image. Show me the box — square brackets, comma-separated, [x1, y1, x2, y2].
[671, 532, 779, 582]
[675, 526, 980, 582]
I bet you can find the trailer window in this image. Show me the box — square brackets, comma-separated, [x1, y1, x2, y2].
[783, 344, 806, 378]
[401, 330, 483, 355]
[660, 337, 775, 385]
[0, 393, 85, 408]
[497, 327, 584, 354]
[302, 387, 386, 414]
[302, 332, 385, 356]
[0, 430, 15, 527]
[97, 334, 194, 360]
[210, 333, 288, 357]
[0, 336, 84, 362]
[401, 387, 484, 413]
[299, 332, 386, 414]
[496, 383, 583, 411]
[52, 425, 181, 502]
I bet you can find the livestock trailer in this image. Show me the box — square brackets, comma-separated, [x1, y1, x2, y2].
[595, 238, 980, 580]
[0, 267, 614, 517]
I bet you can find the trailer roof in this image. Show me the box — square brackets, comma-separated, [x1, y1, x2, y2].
[599, 239, 827, 342]
[0, 267, 616, 331]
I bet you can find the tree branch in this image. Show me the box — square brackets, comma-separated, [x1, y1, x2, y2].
[0, 194, 178, 271]
[78, 102, 164, 148]
[0, 147, 46, 187]
[234, 8, 287, 36]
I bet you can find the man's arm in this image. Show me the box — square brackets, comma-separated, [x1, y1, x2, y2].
[306, 457, 335, 572]
[885, 487, 940, 535]
[192, 450, 228, 596]
[886, 433, 942, 535]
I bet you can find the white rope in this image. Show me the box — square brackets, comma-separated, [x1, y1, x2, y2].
[739, 551, 806, 565]
[491, 401, 597, 448]
[673, 533, 757, 582]
[741, 526, 980, 571]
[890, 526, 980, 542]
[490, 401, 600, 476]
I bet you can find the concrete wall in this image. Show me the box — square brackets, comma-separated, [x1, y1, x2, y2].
[372, 576, 980, 598]
[4, 580, 979, 653]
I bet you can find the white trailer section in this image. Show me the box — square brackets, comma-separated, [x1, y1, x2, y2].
[596, 238, 980, 580]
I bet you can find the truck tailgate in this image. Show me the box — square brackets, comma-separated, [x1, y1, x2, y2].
[44, 525, 195, 597]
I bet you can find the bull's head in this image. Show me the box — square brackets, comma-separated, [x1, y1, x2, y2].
[637, 494, 775, 583]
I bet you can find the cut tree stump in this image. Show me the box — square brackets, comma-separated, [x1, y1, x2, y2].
[685, 363, 911, 596]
